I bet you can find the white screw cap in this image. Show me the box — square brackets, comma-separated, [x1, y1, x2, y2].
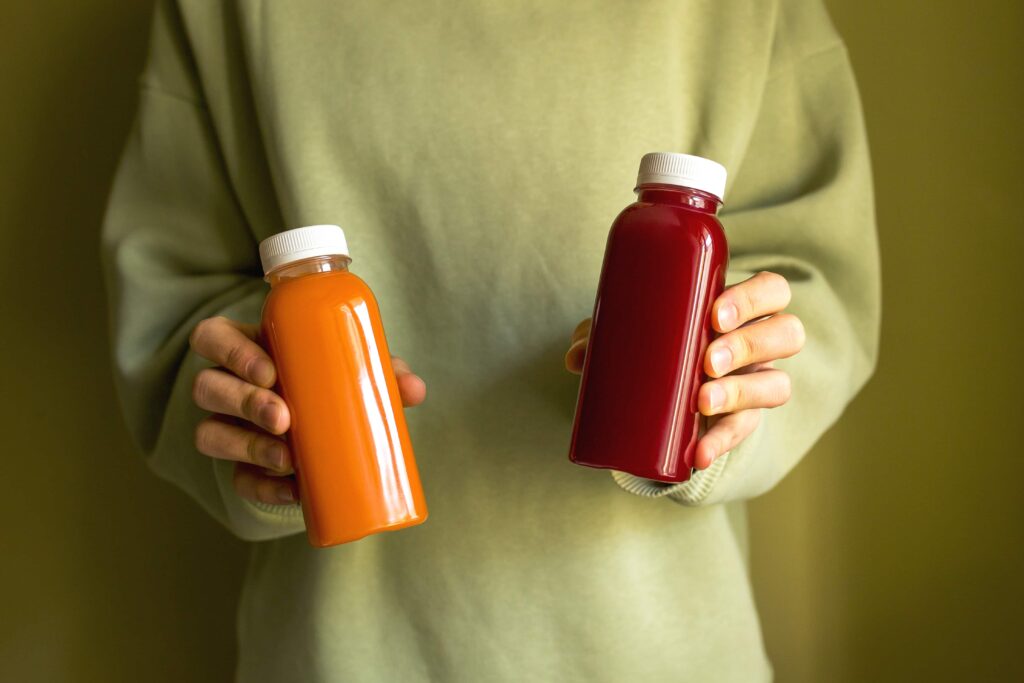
[635, 152, 727, 200]
[259, 225, 350, 275]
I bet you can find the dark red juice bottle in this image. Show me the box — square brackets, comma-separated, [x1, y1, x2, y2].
[569, 153, 728, 482]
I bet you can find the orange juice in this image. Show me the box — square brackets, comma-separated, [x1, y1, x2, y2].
[259, 225, 427, 546]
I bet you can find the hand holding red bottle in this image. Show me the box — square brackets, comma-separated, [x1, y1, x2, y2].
[566, 270, 805, 471]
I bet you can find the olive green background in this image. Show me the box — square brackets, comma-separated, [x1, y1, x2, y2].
[1, 1, 1020, 681]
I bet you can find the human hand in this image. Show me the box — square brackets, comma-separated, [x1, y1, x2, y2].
[189, 316, 426, 505]
[564, 271, 804, 471]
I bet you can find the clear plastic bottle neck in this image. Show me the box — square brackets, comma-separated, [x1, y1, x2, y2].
[635, 183, 722, 214]
[266, 254, 351, 286]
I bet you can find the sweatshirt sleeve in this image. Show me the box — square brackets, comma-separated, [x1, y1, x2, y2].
[101, 2, 305, 540]
[613, 11, 881, 505]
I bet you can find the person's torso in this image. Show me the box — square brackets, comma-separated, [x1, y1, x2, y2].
[182, 1, 778, 680]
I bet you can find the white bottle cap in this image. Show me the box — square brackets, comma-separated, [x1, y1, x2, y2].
[259, 224, 350, 275]
[635, 152, 727, 200]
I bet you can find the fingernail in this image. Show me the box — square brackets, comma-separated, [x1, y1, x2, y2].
[276, 486, 295, 504]
[266, 443, 287, 471]
[258, 403, 280, 430]
[710, 347, 732, 376]
[718, 304, 738, 330]
[708, 385, 726, 413]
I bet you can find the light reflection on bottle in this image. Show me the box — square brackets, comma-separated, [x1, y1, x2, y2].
[351, 300, 417, 523]
[661, 230, 714, 477]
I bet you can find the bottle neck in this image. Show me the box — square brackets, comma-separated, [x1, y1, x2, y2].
[266, 254, 351, 286]
[635, 183, 722, 214]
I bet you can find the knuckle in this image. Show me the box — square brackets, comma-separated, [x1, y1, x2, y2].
[759, 270, 786, 289]
[192, 369, 213, 407]
[735, 329, 760, 362]
[735, 284, 756, 319]
[772, 272, 793, 305]
[776, 276, 793, 307]
[224, 342, 254, 378]
[190, 317, 224, 353]
[726, 378, 745, 411]
[188, 319, 210, 351]
[245, 430, 262, 465]
[241, 386, 261, 421]
[241, 385, 270, 423]
[757, 271, 791, 309]
[194, 421, 213, 454]
[770, 270, 790, 305]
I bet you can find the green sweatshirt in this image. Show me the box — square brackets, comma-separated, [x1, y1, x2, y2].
[102, 1, 880, 680]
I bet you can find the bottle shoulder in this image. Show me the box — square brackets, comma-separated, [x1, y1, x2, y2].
[612, 201, 726, 242]
[264, 271, 376, 312]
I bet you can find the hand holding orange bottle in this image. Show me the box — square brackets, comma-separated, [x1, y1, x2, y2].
[189, 317, 426, 507]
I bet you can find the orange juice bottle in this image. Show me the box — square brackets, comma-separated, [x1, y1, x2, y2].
[259, 225, 427, 547]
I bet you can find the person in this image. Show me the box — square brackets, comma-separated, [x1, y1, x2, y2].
[102, 0, 880, 680]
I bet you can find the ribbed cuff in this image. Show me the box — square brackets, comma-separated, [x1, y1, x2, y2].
[611, 419, 765, 506]
[611, 453, 730, 505]
[213, 459, 307, 541]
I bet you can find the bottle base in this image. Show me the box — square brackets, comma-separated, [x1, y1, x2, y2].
[570, 456, 693, 484]
[307, 512, 429, 548]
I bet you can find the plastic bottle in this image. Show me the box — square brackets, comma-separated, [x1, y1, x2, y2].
[569, 153, 729, 482]
[259, 225, 427, 546]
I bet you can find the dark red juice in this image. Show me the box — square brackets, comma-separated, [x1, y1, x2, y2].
[569, 153, 728, 482]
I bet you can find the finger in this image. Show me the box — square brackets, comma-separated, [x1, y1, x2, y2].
[391, 355, 427, 407]
[698, 370, 792, 417]
[194, 416, 293, 473]
[189, 316, 276, 388]
[564, 338, 587, 374]
[705, 313, 806, 378]
[571, 318, 592, 344]
[712, 271, 792, 333]
[233, 462, 298, 505]
[192, 368, 291, 434]
[694, 409, 762, 470]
